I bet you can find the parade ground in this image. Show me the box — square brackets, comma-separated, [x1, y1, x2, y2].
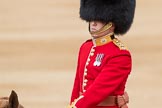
[0, 0, 162, 108]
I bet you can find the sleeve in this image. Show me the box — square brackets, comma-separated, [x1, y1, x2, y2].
[70, 45, 82, 103]
[74, 52, 132, 108]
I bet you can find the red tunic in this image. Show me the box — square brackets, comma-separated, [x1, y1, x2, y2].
[70, 38, 132, 108]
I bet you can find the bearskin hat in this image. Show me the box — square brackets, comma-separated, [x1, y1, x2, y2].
[80, 0, 136, 35]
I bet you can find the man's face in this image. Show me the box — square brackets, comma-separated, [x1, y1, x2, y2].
[89, 21, 106, 32]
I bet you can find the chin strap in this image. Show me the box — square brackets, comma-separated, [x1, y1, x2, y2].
[90, 22, 114, 37]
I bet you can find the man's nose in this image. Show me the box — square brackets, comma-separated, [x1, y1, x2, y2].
[92, 22, 97, 26]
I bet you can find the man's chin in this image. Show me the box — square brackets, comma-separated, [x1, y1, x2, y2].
[92, 35, 100, 39]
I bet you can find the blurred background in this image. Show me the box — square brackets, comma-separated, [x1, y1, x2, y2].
[0, 0, 162, 108]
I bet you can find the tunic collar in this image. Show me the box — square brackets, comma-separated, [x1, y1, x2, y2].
[92, 34, 114, 47]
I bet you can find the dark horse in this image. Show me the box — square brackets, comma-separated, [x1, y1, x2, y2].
[0, 90, 24, 108]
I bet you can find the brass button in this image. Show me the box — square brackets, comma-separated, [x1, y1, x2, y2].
[84, 79, 88, 83]
[84, 72, 87, 76]
[87, 58, 90, 62]
[116, 40, 119, 43]
[83, 83, 87, 86]
[86, 62, 89, 66]
[101, 38, 107, 43]
[90, 53, 94, 56]
[121, 44, 124, 47]
[91, 48, 95, 52]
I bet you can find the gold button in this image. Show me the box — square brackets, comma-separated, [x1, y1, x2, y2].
[91, 49, 95, 52]
[87, 58, 90, 62]
[86, 62, 89, 66]
[118, 43, 121, 46]
[90, 53, 94, 56]
[121, 47, 126, 50]
[121, 44, 124, 47]
[84, 79, 88, 83]
[83, 83, 87, 86]
[101, 38, 107, 43]
[85, 68, 87, 72]
[84, 72, 87, 76]
[116, 40, 119, 43]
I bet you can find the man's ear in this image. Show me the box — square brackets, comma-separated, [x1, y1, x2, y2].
[9, 90, 19, 108]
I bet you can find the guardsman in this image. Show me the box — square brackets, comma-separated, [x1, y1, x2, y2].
[68, 0, 136, 108]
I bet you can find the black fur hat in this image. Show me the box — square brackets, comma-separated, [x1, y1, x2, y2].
[80, 0, 136, 34]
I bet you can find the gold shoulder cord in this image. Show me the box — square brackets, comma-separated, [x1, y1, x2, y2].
[113, 38, 128, 50]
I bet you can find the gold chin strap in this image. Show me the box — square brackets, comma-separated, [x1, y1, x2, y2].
[90, 22, 113, 36]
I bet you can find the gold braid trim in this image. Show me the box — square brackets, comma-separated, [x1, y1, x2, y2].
[67, 96, 84, 108]
[113, 38, 128, 50]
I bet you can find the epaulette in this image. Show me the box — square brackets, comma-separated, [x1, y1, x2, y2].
[113, 38, 128, 50]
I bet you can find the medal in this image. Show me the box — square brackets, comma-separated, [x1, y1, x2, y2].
[93, 54, 104, 66]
